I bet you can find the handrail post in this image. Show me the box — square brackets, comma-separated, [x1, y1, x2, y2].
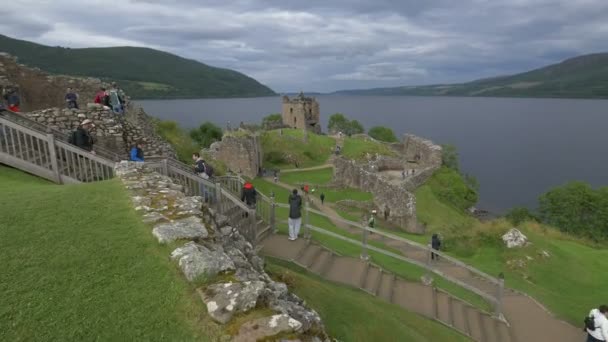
[360, 225, 369, 261]
[495, 272, 505, 318]
[304, 195, 311, 241]
[215, 182, 222, 214]
[270, 194, 277, 233]
[46, 132, 62, 184]
[422, 244, 433, 285]
[249, 208, 257, 246]
[161, 159, 168, 176]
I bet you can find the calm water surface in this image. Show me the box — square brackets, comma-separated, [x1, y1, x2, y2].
[138, 96, 608, 213]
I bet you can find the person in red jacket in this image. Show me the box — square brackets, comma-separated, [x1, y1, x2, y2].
[94, 87, 106, 104]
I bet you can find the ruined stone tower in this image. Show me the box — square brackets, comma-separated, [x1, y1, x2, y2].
[281, 92, 321, 133]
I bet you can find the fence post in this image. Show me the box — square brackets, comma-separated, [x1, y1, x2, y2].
[360, 224, 369, 261]
[495, 272, 505, 318]
[161, 159, 168, 176]
[46, 132, 62, 184]
[249, 208, 257, 246]
[422, 244, 433, 285]
[270, 194, 277, 233]
[215, 182, 223, 214]
[304, 195, 311, 241]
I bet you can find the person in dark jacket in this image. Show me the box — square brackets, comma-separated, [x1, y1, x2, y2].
[75, 119, 95, 152]
[130, 142, 144, 162]
[320, 192, 325, 205]
[431, 234, 441, 260]
[65, 88, 79, 109]
[4, 88, 20, 112]
[241, 181, 257, 208]
[288, 189, 303, 241]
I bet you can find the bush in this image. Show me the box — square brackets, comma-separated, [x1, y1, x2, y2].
[264, 151, 287, 165]
[427, 167, 478, 211]
[368, 126, 398, 142]
[328, 113, 365, 136]
[189, 122, 222, 148]
[262, 113, 283, 130]
[505, 207, 539, 226]
[441, 144, 459, 170]
[154, 120, 200, 163]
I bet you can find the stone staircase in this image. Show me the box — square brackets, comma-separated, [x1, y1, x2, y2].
[260, 234, 515, 342]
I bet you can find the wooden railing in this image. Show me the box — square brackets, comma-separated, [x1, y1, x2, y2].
[220, 173, 506, 318]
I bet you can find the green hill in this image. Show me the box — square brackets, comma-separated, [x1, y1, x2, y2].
[0, 34, 275, 99]
[335, 53, 608, 99]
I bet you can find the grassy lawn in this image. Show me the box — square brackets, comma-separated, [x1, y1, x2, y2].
[277, 168, 373, 203]
[0, 166, 215, 341]
[341, 135, 397, 160]
[261, 129, 335, 169]
[266, 258, 470, 342]
[415, 184, 476, 235]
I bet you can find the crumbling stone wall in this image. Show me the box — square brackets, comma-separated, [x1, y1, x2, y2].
[209, 131, 263, 178]
[281, 93, 321, 133]
[403, 134, 443, 168]
[25, 106, 175, 158]
[333, 157, 421, 234]
[0, 53, 103, 112]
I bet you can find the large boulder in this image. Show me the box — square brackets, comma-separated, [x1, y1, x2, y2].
[502, 228, 528, 248]
[170, 242, 235, 281]
[152, 216, 208, 243]
[233, 314, 303, 342]
[200, 281, 266, 324]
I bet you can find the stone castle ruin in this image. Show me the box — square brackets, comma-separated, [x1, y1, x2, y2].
[208, 131, 264, 178]
[333, 134, 443, 234]
[281, 93, 321, 133]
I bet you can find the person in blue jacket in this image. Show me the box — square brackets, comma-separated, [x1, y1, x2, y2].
[130, 142, 144, 162]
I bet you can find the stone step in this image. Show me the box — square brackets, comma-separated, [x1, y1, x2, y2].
[324, 256, 366, 289]
[466, 305, 484, 342]
[358, 262, 370, 289]
[451, 299, 470, 336]
[436, 290, 452, 325]
[372, 268, 384, 296]
[496, 318, 514, 342]
[362, 266, 382, 295]
[309, 249, 332, 275]
[392, 279, 433, 317]
[480, 313, 501, 342]
[377, 272, 395, 302]
[300, 245, 323, 269]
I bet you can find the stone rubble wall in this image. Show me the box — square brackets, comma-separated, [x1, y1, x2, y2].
[333, 157, 421, 234]
[402, 134, 443, 168]
[208, 131, 263, 178]
[24, 106, 175, 158]
[116, 162, 329, 341]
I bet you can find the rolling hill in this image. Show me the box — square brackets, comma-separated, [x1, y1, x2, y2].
[0, 34, 275, 99]
[334, 53, 608, 99]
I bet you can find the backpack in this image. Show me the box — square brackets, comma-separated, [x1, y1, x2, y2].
[68, 130, 78, 145]
[585, 315, 597, 331]
[205, 163, 214, 177]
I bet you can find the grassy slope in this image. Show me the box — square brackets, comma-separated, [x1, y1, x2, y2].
[279, 167, 373, 203]
[261, 129, 335, 169]
[0, 166, 216, 341]
[334, 53, 608, 99]
[341, 135, 397, 160]
[266, 258, 469, 342]
[0, 34, 274, 99]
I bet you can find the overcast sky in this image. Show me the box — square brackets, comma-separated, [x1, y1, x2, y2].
[2, 0, 608, 92]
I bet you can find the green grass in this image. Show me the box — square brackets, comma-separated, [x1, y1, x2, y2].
[0, 166, 216, 341]
[261, 129, 335, 169]
[266, 258, 470, 342]
[415, 184, 475, 235]
[277, 168, 373, 203]
[341, 135, 397, 160]
[138, 81, 173, 91]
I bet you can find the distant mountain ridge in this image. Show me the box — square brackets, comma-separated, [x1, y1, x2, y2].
[0, 34, 275, 99]
[333, 53, 608, 99]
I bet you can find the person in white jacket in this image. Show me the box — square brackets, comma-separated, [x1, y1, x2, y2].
[587, 305, 608, 342]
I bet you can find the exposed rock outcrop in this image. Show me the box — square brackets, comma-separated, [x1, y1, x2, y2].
[115, 162, 328, 341]
[502, 228, 528, 248]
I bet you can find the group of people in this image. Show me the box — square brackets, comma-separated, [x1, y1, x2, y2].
[94, 83, 126, 114]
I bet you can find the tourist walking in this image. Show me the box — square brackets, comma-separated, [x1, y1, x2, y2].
[129, 142, 144, 162]
[384, 205, 390, 221]
[431, 234, 442, 260]
[288, 189, 303, 241]
[368, 210, 376, 228]
[193, 152, 211, 202]
[241, 181, 257, 208]
[65, 88, 79, 109]
[273, 169, 278, 183]
[320, 193, 325, 205]
[585, 305, 608, 342]
[72, 119, 95, 153]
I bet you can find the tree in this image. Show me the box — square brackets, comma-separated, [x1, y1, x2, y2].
[505, 207, 539, 226]
[190, 122, 223, 148]
[368, 126, 398, 142]
[348, 120, 365, 136]
[328, 113, 349, 134]
[441, 144, 459, 171]
[262, 113, 282, 130]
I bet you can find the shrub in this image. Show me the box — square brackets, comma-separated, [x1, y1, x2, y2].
[368, 126, 398, 142]
[328, 113, 365, 136]
[154, 119, 199, 163]
[262, 113, 283, 130]
[441, 144, 459, 170]
[190, 122, 222, 148]
[428, 167, 478, 211]
[505, 207, 539, 226]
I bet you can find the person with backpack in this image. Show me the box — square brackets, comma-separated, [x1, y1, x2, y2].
[368, 210, 376, 228]
[129, 142, 144, 162]
[70, 119, 95, 153]
[192, 152, 212, 202]
[65, 88, 79, 109]
[585, 305, 608, 341]
[288, 189, 303, 241]
[431, 234, 442, 260]
[241, 181, 257, 208]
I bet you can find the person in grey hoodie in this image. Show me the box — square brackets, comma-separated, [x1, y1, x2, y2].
[586, 305, 608, 342]
[288, 189, 303, 241]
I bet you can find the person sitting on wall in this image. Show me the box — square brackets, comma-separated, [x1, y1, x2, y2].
[65, 87, 79, 109]
[130, 141, 144, 162]
[94, 87, 106, 105]
[4, 88, 20, 112]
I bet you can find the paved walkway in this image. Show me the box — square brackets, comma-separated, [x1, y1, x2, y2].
[262, 178, 583, 342]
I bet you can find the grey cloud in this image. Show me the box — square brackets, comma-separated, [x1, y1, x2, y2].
[3, 0, 608, 92]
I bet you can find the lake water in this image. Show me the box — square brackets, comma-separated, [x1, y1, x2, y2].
[137, 96, 608, 213]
